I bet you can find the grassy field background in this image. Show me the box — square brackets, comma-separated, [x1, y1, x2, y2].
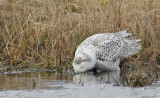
[0, 0, 160, 71]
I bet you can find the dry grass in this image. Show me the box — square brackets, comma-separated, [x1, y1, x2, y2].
[120, 65, 160, 87]
[0, 0, 160, 71]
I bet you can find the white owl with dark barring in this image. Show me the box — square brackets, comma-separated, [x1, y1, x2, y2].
[73, 30, 141, 73]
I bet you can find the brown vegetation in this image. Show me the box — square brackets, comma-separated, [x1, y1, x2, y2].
[0, 0, 160, 71]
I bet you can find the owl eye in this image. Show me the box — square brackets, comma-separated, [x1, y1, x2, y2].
[125, 34, 133, 40]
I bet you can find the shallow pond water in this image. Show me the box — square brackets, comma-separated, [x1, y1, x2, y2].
[0, 71, 159, 98]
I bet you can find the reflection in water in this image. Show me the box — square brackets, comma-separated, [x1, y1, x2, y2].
[73, 71, 120, 85]
[0, 70, 160, 90]
[0, 71, 121, 90]
[0, 72, 73, 90]
[0, 71, 160, 98]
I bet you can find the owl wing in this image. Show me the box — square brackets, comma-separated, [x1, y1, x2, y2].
[93, 35, 125, 62]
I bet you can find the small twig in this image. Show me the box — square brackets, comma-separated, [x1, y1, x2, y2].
[82, 81, 84, 86]
[27, 45, 44, 60]
[12, 0, 25, 5]
[32, 79, 36, 87]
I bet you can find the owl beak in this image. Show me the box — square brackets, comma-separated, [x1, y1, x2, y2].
[135, 39, 142, 43]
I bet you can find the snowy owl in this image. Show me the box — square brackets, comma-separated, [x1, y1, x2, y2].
[73, 30, 141, 73]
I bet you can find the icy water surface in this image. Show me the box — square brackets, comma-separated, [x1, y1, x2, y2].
[0, 71, 159, 98]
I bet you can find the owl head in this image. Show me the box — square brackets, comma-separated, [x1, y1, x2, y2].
[121, 35, 142, 58]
